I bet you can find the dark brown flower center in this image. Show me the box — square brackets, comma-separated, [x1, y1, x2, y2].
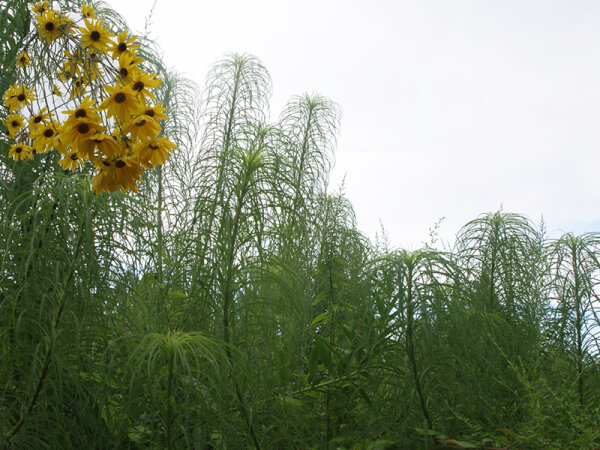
[34, 116, 42, 123]
[75, 109, 86, 118]
[70, 153, 78, 160]
[120, 68, 128, 77]
[45, 22, 55, 31]
[115, 92, 126, 103]
[44, 129, 54, 137]
[11, 121, 19, 127]
[17, 94, 25, 101]
[90, 30, 101, 41]
[116, 160, 126, 168]
[78, 123, 90, 134]
[133, 81, 144, 91]
[145, 109, 155, 117]
[149, 144, 160, 150]
[118, 42, 127, 52]
[20, 56, 26, 62]
[15, 147, 22, 153]
[136, 119, 146, 127]
[102, 160, 110, 166]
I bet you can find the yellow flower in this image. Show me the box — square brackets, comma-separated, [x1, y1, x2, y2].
[130, 72, 162, 101]
[92, 156, 143, 193]
[70, 77, 88, 99]
[99, 84, 140, 122]
[81, 2, 97, 19]
[110, 30, 140, 59]
[8, 143, 33, 161]
[32, 124, 58, 154]
[58, 150, 83, 171]
[141, 102, 169, 122]
[52, 84, 63, 97]
[3, 84, 36, 112]
[63, 96, 101, 126]
[60, 119, 105, 151]
[37, 10, 64, 42]
[81, 133, 120, 159]
[5, 113, 26, 138]
[31, 1, 50, 16]
[135, 136, 177, 168]
[79, 19, 114, 54]
[123, 115, 161, 142]
[16, 51, 30, 69]
[29, 107, 51, 132]
[60, 50, 82, 81]
[58, 11, 75, 35]
[53, 134, 70, 156]
[117, 52, 143, 83]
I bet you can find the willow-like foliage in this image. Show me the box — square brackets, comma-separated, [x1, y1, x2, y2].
[546, 233, 600, 405]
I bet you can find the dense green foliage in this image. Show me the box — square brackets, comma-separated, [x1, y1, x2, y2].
[1, 2, 599, 448]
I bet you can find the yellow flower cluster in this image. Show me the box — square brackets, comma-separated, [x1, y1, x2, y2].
[2, 1, 176, 194]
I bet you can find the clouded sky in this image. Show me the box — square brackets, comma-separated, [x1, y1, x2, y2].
[108, 0, 600, 248]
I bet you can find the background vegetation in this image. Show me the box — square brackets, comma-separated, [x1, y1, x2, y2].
[1, 1, 599, 448]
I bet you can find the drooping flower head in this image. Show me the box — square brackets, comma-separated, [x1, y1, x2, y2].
[81, 2, 97, 19]
[123, 114, 161, 142]
[135, 136, 177, 168]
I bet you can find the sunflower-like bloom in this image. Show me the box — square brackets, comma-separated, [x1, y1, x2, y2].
[29, 107, 51, 132]
[135, 136, 177, 168]
[52, 84, 63, 97]
[3, 84, 36, 112]
[16, 51, 30, 69]
[110, 30, 140, 59]
[99, 84, 140, 122]
[81, 2, 97, 19]
[79, 19, 114, 54]
[141, 102, 169, 122]
[123, 115, 161, 142]
[116, 52, 143, 83]
[58, 11, 75, 35]
[31, 1, 50, 16]
[60, 119, 105, 151]
[58, 150, 83, 171]
[37, 10, 64, 42]
[32, 124, 58, 153]
[92, 156, 143, 193]
[5, 113, 26, 138]
[60, 49, 82, 81]
[63, 96, 101, 126]
[9, 143, 33, 161]
[80, 133, 120, 160]
[130, 71, 162, 101]
[70, 77, 88, 99]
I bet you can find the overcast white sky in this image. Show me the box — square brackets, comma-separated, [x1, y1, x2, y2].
[108, 0, 600, 249]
